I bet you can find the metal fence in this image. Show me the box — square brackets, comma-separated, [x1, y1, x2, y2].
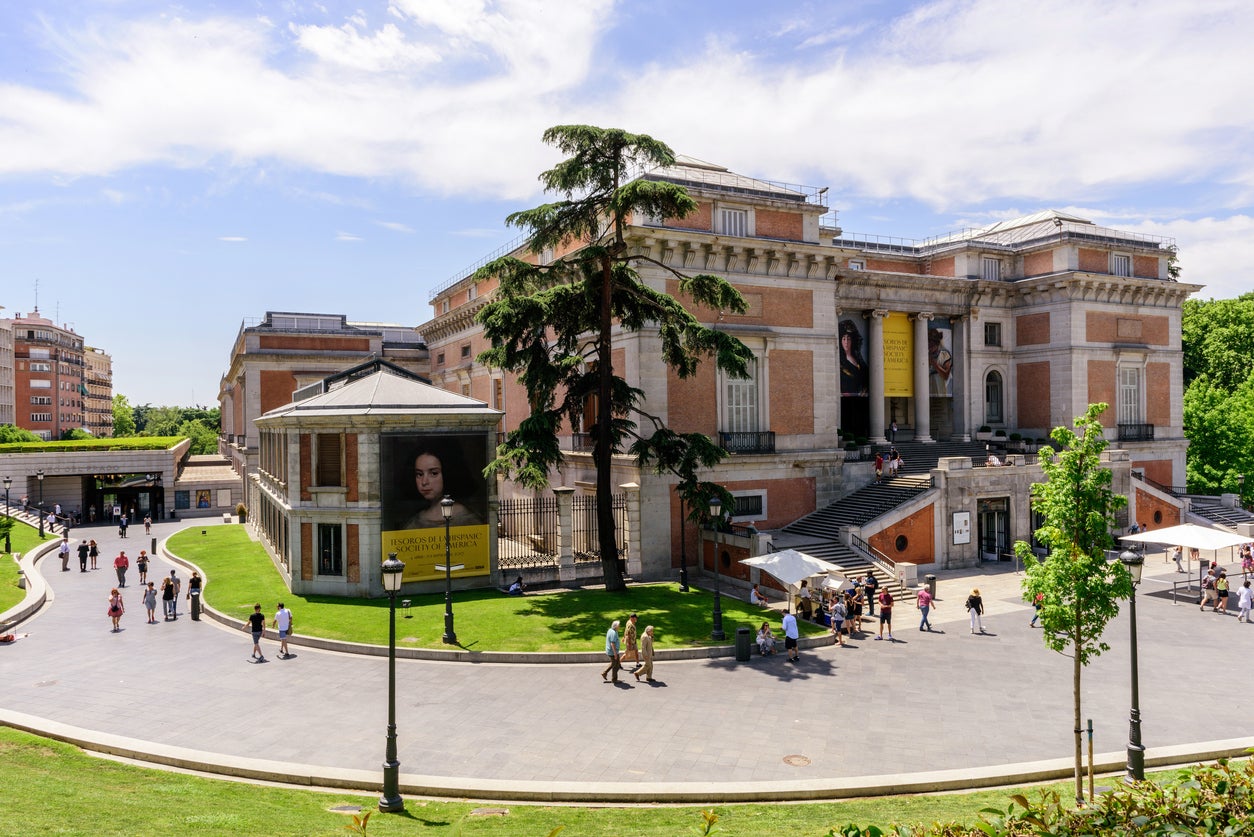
[495, 493, 627, 570]
[572, 494, 627, 565]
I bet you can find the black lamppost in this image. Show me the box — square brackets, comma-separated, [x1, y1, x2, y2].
[3, 476, 11, 554]
[1119, 546, 1145, 783]
[36, 470, 45, 538]
[708, 496, 726, 641]
[678, 495, 689, 592]
[438, 495, 461, 645]
[378, 553, 406, 814]
[1239, 473, 1246, 510]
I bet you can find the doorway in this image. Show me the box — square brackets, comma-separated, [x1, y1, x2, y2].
[978, 497, 1009, 561]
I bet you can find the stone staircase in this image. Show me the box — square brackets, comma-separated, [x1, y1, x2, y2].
[770, 438, 996, 607]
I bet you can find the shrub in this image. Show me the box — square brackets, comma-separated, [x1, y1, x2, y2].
[1009, 432, 1023, 441]
[978, 425, 992, 433]
[993, 429, 1007, 437]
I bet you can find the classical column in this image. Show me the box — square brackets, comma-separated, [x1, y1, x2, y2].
[619, 481, 642, 578]
[914, 312, 934, 443]
[869, 310, 888, 444]
[952, 316, 969, 441]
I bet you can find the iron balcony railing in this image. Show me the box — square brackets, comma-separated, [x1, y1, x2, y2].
[719, 431, 775, 454]
[1117, 423, 1155, 442]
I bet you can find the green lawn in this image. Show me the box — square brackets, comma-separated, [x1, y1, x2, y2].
[0, 435, 183, 453]
[167, 526, 828, 652]
[2, 517, 53, 613]
[0, 725, 1104, 836]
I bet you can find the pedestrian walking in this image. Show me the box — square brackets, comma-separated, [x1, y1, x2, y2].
[917, 586, 935, 631]
[1200, 569, 1217, 611]
[107, 588, 124, 632]
[601, 620, 622, 682]
[874, 451, 884, 483]
[118, 516, 128, 538]
[169, 570, 181, 617]
[246, 604, 266, 660]
[1030, 592, 1044, 627]
[633, 625, 655, 682]
[160, 576, 176, 620]
[1215, 571, 1230, 615]
[1243, 548, 1253, 580]
[1238, 580, 1252, 623]
[830, 596, 847, 645]
[875, 589, 894, 641]
[619, 613, 640, 669]
[58, 536, 71, 571]
[782, 609, 800, 662]
[273, 602, 294, 658]
[966, 587, 985, 634]
[46, 511, 57, 534]
[1174, 546, 1185, 573]
[187, 571, 202, 616]
[889, 420, 897, 442]
[143, 515, 152, 535]
[864, 573, 879, 616]
[89, 539, 99, 570]
[77, 539, 89, 572]
[142, 582, 158, 624]
[113, 551, 129, 587]
[136, 550, 150, 585]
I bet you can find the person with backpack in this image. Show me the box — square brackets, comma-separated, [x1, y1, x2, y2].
[1200, 569, 1218, 611]
[1215, 571, 1230, 615]
[966, 587, 985, 634]
[1029, 592, 1044, 627]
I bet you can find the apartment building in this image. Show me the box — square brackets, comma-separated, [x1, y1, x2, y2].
[84, 346, 114, 438]
[2, 309, 86, 440]
[418, 157, 1197, 578]
[0, 315, 13, 427]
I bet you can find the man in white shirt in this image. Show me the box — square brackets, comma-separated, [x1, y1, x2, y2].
[273, 603, 294, 658]
[782, 610, 800, 663]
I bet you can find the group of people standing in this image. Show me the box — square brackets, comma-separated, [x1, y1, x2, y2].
[601, 613, 655, 683]
[873, 448, 904, 483]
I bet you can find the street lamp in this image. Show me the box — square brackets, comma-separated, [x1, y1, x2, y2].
[438, 495, 461, 645]
[1239, 473, 1246, 509]
[1119, 546, 1145, 783]
[3, 476, 11, 554]
[708, 496, 726, 641]
[378, 553, 406, 814]
[36, 470, 45, 538]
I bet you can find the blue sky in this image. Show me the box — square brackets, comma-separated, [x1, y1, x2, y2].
[2, 0, 1252, 407]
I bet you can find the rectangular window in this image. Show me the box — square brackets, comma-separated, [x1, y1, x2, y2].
[467, 283, 477, 301]
[1112, 254, 1132, 277]
[318, 524, 343, 576]
[460, 344, 471, 358]
[984, 322, 1002, 347]
[461, 384, 471, 397]
[29, 412, 51, 422]
[493, 378, 504, 411]
[1118, 367, 1142, 425]
[848, 259, 865, 270]
[316, 433, 343, 486]
[436, 352, 445, 366]
[440, 299, 450, 314]
[30, 396, 52, 405]
[981, 257, 1002, 281]
[175, 491, 190, 510]
[30, 362, 51, 372]
[724, 358, 759, 433]
[732, 493, 765, 519]
[719, 208, 748, 237]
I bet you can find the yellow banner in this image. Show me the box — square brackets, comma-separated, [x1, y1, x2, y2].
[881, 312, 914, 397]
[381, 524, 492, 583]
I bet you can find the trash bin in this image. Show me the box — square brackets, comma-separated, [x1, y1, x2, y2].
[925, 574, 937, 596]
[190, 590, 201, 621]
[735, 626, 752, 661]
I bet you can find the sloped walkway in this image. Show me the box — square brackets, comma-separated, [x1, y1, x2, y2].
[2, 518, 1253, 802]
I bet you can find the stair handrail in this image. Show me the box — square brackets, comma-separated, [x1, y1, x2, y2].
[849, 532, 898, 578]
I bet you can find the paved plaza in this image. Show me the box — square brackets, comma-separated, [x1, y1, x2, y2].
[2, 518, 1253, 802]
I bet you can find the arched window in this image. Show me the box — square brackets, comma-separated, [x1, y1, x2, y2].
[985, 371, 1004, 424]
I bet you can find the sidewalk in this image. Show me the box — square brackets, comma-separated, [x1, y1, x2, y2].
[2, 519, 1252, 802]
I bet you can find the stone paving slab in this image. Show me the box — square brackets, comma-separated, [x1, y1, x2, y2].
[2, 519, 1253, 801]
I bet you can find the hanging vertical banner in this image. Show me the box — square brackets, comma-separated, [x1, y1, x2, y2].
[839, 316, 870, 396]
[928, 322, 954, 397]
[881, 312, 914, 396]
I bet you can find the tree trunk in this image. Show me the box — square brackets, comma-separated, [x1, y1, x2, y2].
[1073, 623, 1084, 805]
[596, 253, 624, 591]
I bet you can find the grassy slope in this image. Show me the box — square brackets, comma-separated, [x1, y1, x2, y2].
[1, 518, 54, 613]
[168, 526, 828, 652]
[0, 725, 1098, 837]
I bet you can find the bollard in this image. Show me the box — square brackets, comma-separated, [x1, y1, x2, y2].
[925, 574, 937, 596]
[190, 590, 201, 621]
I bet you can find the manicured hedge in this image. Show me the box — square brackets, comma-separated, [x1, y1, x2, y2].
[0, 436, 184, 453]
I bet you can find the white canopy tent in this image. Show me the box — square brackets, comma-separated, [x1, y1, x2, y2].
[1120, 523, 1249, 584]
[739, 548, 847, 612]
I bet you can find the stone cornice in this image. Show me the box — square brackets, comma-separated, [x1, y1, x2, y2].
[627, 230, 842, 281]
[417, 296, 490, 345]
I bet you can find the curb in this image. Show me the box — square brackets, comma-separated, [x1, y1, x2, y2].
[1, 538, 58, 630]
[2, 706, 1250, 802]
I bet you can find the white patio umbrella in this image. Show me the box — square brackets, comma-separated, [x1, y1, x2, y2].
[1120, 523, 1249, 582]
[739, 548, 846, 612]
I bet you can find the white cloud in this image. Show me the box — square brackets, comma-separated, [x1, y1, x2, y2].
[1124, 215, 1254, 301]
[335, 231, 363, 241]
[291, 20, 440, 72]
[374, 220, 413, 233]
[218, 235, 247, 242]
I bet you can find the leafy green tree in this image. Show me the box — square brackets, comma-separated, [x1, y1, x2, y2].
[60, 428, 93, 441]
[1015, 403, 1134, 804]
[475, 125, 753, 590]
[1182, 293, 1254, 389]
[0, 424, 41, 444]
[112, 395, 136, 436]
[138, 405, 185, 437]
[177, 418, 219, 455]
[1183, 374, 1254, 495]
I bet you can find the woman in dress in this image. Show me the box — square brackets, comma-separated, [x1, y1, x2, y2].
[88, 539, 99, 570]
[756, 621, 776, 655]
[142, 582, 158, 624]
[107, 588, 124, 632]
